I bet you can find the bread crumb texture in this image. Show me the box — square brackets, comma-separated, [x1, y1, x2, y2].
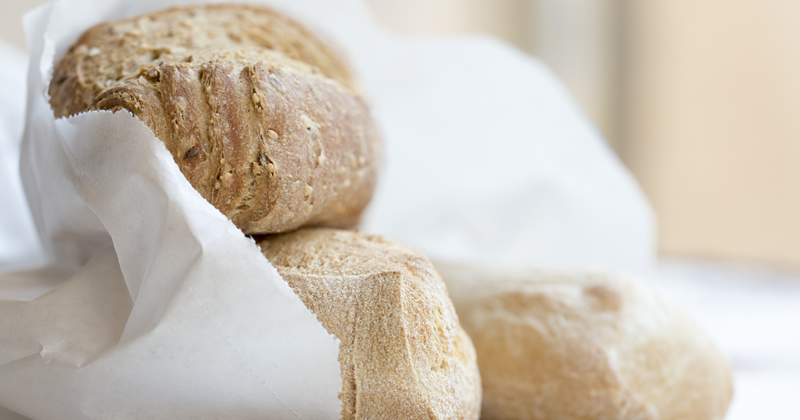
[259, 228, 482, 420]
[437, 263, 734, 420]
[50, 5, 381, 235]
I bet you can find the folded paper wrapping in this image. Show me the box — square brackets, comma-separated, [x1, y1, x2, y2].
[0, 41, 44, 273]
[1, 1, 342, 418]
[0, 0, 655, 418]
[356, 38, 655, 272]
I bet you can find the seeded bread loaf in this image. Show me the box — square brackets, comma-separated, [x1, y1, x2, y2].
[258, 229, 482, 420]
[49, 5, 381, 234]
[436, 262, 733, 420]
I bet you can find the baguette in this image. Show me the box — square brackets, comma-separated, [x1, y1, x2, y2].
[49, 5, 381, 234]
[259, 229, 482, 420]
[436, 262, 733, 420]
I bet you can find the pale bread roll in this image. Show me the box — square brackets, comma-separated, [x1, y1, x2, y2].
[49, 5, 381, 235]
[258, 229, 481, 420]
[435, 262, 733, 420]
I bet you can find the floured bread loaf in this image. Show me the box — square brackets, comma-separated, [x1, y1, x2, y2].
[259, 229, 481, 420]
[49, 5, 381, 234]
[436, 262, 733, 420]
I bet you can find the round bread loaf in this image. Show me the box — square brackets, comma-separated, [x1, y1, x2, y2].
[49, 5, 381, 234]
[436, 262, 733, 420]
[259, 228, 482, 420]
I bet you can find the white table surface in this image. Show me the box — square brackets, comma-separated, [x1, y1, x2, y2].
[650, 259, 800, 419]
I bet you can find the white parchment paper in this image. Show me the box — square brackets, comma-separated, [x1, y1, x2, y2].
[358, 37, 655, 272]
[0, 0, 655, 418]
[0, 41, 43, 273]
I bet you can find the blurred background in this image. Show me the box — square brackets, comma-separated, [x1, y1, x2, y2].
[4, 0, 800, 271]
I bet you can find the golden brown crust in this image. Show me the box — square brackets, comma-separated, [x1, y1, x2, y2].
[49, 4, 355, 117]
[436, 262, 734, 420]
[259, 229, 481, 420]
[49, 5, 380, 234]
